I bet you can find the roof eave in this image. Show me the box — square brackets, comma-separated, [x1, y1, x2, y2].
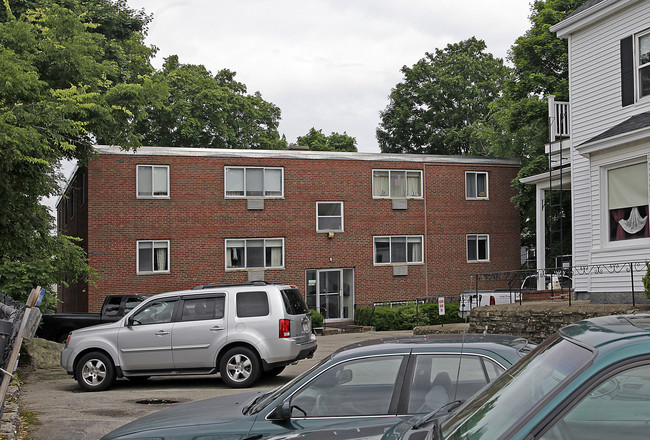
[576, 125, 650, 156]
[519, 167, 572, 187]
[550, 0, 641, 38]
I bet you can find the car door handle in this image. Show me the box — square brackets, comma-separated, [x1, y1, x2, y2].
[209, 326, 224, 332]
[155, 330, 170, 336]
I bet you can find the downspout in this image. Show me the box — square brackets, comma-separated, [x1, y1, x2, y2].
[424, 165, 429, 299]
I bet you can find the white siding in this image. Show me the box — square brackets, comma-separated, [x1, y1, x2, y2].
[569, 2, 650, 146]
[567, 1, 650, 294]
[570, 153, 593, 293]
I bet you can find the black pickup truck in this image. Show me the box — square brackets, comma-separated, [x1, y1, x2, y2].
[37, 294, 148, 342]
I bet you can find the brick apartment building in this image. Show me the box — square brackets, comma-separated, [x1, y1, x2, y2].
[57, 145, 521, 323]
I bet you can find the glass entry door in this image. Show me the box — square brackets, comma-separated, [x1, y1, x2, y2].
[306, 268, 354, 322]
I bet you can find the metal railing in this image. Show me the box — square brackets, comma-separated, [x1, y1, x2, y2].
[548, 95, 570, 139]
[473, 260, 648, 307]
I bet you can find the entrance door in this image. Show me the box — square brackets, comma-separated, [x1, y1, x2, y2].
[319, 270, 342, 320]
[306, 269, 354, 322]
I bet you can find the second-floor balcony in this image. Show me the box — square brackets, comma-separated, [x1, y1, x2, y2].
[548, 95, 570, 139]
[546, 95, 571, 167]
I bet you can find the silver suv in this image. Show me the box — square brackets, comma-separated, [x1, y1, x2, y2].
[61, 282, 317, 391]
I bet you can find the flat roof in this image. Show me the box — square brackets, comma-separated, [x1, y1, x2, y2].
[95, 145, 520, 166]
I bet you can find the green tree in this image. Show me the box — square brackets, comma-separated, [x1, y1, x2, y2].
[0, 0, 158, 304]
[136, 55, 286, 150]
[376, 37, 510, 156]
[497, 0, 584, 248]
[296, 128, 357, 152]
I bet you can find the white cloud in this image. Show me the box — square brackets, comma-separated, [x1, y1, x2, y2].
[130, 0, 533, 152]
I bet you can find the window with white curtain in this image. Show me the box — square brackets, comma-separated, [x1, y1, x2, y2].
[373, 170, 422, 198]
[137, 165, 169, 197]
[467, 234, 489, 262]
[137, 240, 170, 273]
[225, 166, 283, 198]
[374, 236, 423, 264]
[466, 172, 488, 199]
[317, 202, 343, 231]
[226, 238, 284, 269]
[607, 161, 649, 242]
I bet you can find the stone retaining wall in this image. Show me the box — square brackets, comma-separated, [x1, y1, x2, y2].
[467, 301, 650, 343]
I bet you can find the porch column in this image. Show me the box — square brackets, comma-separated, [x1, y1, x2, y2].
[535, 184, 546, 291]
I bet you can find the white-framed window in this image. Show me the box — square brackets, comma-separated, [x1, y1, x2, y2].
[606, 160, 649, 242]
[637, 30, 650, 99]
[316, 202, 343, 232]
[467, 234, 489, 262]
[137, 165, 169, 198]
[225, 166, 283, 198]
[137, 240, 170, 274]
[226, 238, 284, 269]
[466, 171, 488, 199]
[372, 170, 422, 198]
[374, 235, 423, 265]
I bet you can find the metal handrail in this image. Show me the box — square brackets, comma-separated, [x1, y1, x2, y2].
[473, 261, 648, 307]
[548, 95, 570, 139]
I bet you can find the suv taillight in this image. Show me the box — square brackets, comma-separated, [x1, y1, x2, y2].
[490, 296, 496, 305]
[279, 319, 291, 338]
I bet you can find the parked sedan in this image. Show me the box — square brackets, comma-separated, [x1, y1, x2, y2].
[102, 334, 533, 440]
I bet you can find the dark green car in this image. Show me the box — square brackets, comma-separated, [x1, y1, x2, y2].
[437, 314, 650, 440]
[261, 314, 650, 440]
[102, 334, 533, 440]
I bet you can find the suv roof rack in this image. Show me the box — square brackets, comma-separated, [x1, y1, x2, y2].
[192, 281, 283, 290]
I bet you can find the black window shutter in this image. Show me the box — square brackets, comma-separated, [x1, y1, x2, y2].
[621, 36, 634, 107]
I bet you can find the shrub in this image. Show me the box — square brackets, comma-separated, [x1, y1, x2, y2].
[371, 307, 400, 331]
[396, 302, 425, 329]
[353, 301, 463, 331]
[416, 301, 463, 326]
[419, 303, 441, 325]
[354, 306, 374, 326]
[310, 309, 324, 328]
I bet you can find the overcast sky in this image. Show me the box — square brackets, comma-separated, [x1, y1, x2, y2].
[127, 0, 534, 153]
[48, 1, 534, 211]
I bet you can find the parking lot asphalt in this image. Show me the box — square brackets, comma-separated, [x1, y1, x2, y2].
[18, 330, 413, 440]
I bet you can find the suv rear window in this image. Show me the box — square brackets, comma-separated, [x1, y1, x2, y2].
[236, 291, 269, 317]
[282, 288, 309, 315]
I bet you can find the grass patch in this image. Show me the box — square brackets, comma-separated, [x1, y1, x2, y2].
[18, 410, 41, 440]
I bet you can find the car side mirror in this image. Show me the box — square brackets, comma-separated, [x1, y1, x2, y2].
[267, 400, 291, 422]
[126, 316, 135, 327]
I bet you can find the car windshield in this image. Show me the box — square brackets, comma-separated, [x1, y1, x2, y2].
[249, 355, 332, 414]
[440, 334, 593, 440]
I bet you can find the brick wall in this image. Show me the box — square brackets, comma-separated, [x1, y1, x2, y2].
[57, 170, 88, 313]
[59, 149, 520, 314]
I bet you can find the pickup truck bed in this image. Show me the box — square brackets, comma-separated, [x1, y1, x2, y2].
[37, 294, 147, 342]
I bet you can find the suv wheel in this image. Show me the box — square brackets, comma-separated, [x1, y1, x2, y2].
[75, 352, 116, 392]
[220, 347, 261, 388]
